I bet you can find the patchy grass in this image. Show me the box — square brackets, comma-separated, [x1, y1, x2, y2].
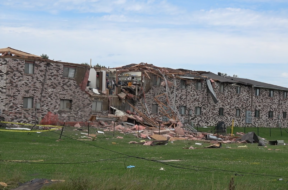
[0, 127, 288, 190]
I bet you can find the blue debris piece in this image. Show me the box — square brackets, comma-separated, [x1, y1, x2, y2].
[127, 165, 135, 169]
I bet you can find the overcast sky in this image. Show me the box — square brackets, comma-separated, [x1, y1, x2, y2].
[1, 0, 288, 87]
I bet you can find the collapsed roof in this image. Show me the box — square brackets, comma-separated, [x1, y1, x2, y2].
[0, 47, 41, 58]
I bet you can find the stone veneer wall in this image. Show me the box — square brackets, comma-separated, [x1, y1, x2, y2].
[0, 59, 7, 118]
[136, 76, 288, 128]
[1, 58, 105, 124]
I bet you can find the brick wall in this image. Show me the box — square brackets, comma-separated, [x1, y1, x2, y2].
[136, 76, 288, 128]
[1, 58, 108, 124]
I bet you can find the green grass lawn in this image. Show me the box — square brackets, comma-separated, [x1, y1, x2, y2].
[0, 127, 288, 190]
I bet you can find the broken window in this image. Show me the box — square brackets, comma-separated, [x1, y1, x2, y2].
[268, 111, 273, 118]
[63, 67, 76, 78]
[236, 86, 241, 94]
[236, 109, 240, 117]
[24, 63, 34, 74]
[269, 90, 274, 97]
[254, 110, 260, 118]
[219, 108, 224, 116]
[92, 100, 102, 112]
[179, 106, 186, 115]
[219, 84, 224, 93]
[283, 112, 287, 119]
[23, 97, 33, 108]
[180, 80, 186, 89]
[152, 104, 158, 114]
[196, 81, 202, 90]
[255, 88, 260, 96]
[283, 92, 287, 98]
[195, 107, 201, 115]
[60, 99, 72, 110]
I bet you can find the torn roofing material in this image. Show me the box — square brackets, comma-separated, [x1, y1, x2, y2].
[0, 47, 41, 58]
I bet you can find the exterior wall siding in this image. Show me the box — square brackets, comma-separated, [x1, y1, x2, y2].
[0, 58, 108, 124]
[0, 59, 8, 117]
[136, 77, 288, 128]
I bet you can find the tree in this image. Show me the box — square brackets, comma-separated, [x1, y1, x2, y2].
[40, 54, 49, 59]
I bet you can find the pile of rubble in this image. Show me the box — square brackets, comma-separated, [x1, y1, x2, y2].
[80, 119, 267, 146]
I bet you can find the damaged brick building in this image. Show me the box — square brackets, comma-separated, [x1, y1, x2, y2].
[0, 47, 288, 128]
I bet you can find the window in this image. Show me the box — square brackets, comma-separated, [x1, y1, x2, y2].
[219, 108, 224, 116]
[24, 63, 34, 74]
[219, 84, 224, 93]
[92, 101, 102, 112]
[283, 112, 287, 119]
[236, 86, 241, 94]
[268, 111, 273, 118]
[180, 80, 186, 89]
[195, 107, 201, 115]
[188, 109, 193, 115]
[236, 109, 240, 117]
[255, 110, 260, 118]
[152, 75, 159, 86]
[269, 90, 274, 97]
[152, 104, 158, 114]
[156, 77, 161, 86]
[63, 67, 76, 78]
[60, 99, 72, 110]
[255, 88, 260, 96]
[284, 92, 287, 99]
[179, 106, 186, 115]
[23, 97, 33, 108]
[196, 81, 202, 90]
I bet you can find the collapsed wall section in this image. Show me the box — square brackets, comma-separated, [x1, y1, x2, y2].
[135, 74, 288, 128]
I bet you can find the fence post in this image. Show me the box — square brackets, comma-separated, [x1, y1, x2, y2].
[88, 121, 90, 136]
[270, 127, 271, 137]
[59, 122, 65, 139]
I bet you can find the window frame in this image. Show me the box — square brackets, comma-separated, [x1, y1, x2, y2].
[23, 97, 33, 109]
[195, 107, 201, 115]
[188, 109, 193, 116]
[180, 80, 186, 89]
[219, 108, 224, 116]
[284, 92, 287, 99]
[254, 110, 260, 118]
[236, 86, 241, 94]
[179, 106, 186, 115]
[236, 109, 240, 117]
[152, 104, 158, 114]
[269, 90, 274, 97]
[24, 63, 34, 75]
[92, 100, 103, 112]
[255, 88, 260, 96]
[283, 112, 287, 119]
[196, 81, 202, 90]
[60, 99, 72, 111]
[219, 84, 224, 93]
[63, 66, 76, 78]
[268, 111, 273, 118]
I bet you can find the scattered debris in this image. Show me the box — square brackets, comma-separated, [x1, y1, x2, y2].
[0, 182, 7, 187]
[206, 142, 222, 148]
[159, 167, 165, 171]
[269, 140, 285, 145]
[238, 145, 247, 148]
[127, 165, 135, 169]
